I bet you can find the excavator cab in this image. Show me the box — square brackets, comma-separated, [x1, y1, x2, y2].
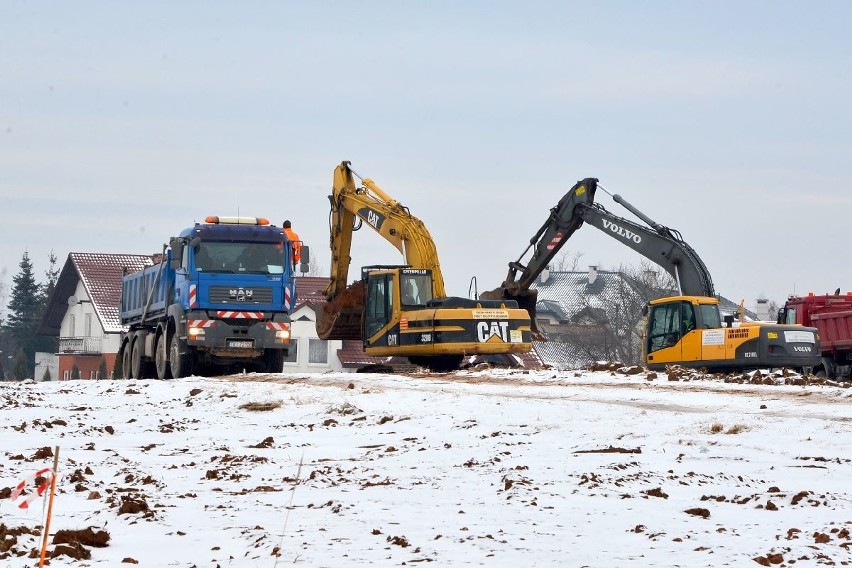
[363, 267, 435, 340]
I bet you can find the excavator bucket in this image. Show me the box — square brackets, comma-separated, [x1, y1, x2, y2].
[315, 280, 367, 341]
[480, 287, 543, 341]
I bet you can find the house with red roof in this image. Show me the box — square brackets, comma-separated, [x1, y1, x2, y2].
[39, 253, 154, 380]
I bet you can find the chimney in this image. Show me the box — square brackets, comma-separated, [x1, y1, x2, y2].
[755, 298, 770, 321]
[588, 265, 598, 285]
[540, 266, 550, 284]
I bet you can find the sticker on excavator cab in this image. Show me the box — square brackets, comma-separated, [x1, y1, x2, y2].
[784, 330, 815, 344]
[477, 321, 509, 342]
[402, 268, 428, 275]
[400, 318, 409, 331]
[510, 330, 523, 343]
[702, 330, 725, 345]
[767, 332, 778, 339]
[387, 334, 398, 346]
[473, 310, 510, 319]
[575, 185, 586, 196]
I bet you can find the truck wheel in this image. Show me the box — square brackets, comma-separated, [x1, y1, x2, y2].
[131, 339, 145, 379]
[155, 333, 173, 380]
[265, 349, 285, 373]
[169, 334, 191, 378]
[121, 341, 133, 379]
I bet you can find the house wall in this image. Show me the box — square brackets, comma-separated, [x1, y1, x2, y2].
[58, 281, 121, 379]
[34, 352, 59, 382]
[58, 353, 117, 380]
[283, 305, 344, 373]
[63, 281, 120, 352]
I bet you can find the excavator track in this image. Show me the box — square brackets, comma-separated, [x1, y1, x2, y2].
[315, 280, 367, 340]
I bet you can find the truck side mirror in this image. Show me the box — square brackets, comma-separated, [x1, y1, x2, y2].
[169, 238, 183, 270]
[299, 245, 310, 274]
[723, 314, 734, 327]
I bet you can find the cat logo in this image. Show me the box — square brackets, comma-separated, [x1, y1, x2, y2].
[358, 207, 386, 230]
[477, 321, 509, 342]
[387, 334, 398, 346]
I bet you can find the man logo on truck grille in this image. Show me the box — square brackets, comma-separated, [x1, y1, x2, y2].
[229, 288, 253, 301]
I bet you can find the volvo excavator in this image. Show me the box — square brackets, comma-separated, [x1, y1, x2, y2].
[315, 161, 533, 371]
[483, 177, 820, 373]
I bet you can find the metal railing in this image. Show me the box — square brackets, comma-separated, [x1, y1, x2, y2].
[59, 336, 102, 354]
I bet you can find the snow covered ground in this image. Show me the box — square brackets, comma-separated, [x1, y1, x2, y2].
[2, 367, 851, 567]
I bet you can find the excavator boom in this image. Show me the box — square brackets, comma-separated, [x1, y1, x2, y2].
[317, 162, 446, 340]
[483, 177, 715, 335]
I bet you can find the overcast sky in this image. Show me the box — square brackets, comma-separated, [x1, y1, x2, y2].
[2, 1, 851, 314]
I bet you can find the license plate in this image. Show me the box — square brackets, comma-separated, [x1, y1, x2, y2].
[227, 339, 254, 348]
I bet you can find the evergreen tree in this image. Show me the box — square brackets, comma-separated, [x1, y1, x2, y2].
[12, 348, 29, 380]
[5, 252, 41, 378]
[42, 367, 51, 381]
[34, 251, 59, 354]
[40, 251, 60, 304]
[97, 358, 108, 380]
[70, 363, 81, 381]
[0, 356, 5, 380]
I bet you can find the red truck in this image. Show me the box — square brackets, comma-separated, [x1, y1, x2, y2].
[778, 292, 852, 379]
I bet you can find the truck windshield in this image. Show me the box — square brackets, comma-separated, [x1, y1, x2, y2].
[194, 242, 286, 274]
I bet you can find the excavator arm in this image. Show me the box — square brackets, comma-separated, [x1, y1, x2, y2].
[578, 197, 714, 297]
[317, 161, 447, 339]
[484, 177, 715, 333]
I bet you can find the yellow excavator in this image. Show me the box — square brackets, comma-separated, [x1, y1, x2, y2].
[315, 161, 533, 371]
[484, 177, 820, 373]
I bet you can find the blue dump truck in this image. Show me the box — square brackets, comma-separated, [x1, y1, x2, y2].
[118, 215, 309, 379]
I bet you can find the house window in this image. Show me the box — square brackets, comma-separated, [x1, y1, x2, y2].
[89, 370, 95, 380]
[308, 339, 328, 364]
[283, 339, 298, 364]
[85, 313, 92, 337]
[63, 370, 69, 381]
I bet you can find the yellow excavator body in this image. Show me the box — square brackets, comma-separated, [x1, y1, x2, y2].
[316, 162, 532, 371]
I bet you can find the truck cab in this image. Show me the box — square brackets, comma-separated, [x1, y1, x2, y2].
[119, 216, 309, 379]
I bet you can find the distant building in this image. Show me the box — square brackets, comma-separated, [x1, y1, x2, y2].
[39, 253, 154, 380]
[531, 266, 757, 370]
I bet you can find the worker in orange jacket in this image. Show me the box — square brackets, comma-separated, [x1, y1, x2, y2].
[283, 220, 302, 271]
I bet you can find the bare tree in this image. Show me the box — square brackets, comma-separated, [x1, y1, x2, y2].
[551, 250, 584, 272]
[303, 255, 323, 277]
[570, 261, 676, 365]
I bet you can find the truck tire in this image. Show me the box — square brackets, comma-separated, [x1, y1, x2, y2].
[169, 334, 191, 378]
[121, 342, 133, 379]
[265, 349, 285, 373]
[131, 339, 145, 379]
[155, 333, 173, 380]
